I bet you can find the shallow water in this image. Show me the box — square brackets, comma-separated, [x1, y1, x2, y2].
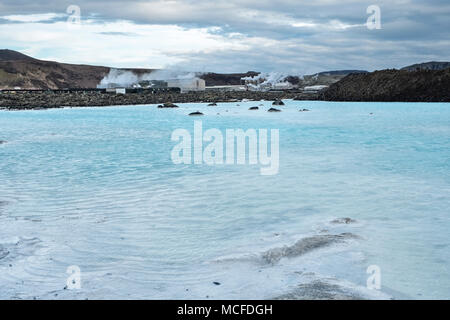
[0, 100, 449, 299]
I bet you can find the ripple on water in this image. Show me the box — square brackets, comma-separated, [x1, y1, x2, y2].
[0, 238, 43, 265]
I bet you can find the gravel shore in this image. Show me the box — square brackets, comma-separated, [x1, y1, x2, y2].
[0, 90, 317, 110]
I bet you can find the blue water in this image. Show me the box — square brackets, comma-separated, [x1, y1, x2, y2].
[0, 100, 449, 299]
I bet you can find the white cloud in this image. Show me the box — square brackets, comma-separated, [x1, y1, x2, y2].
[2, 13, 63, 22]
[0, 0, 449, 73]
[0, 18, 255, 69]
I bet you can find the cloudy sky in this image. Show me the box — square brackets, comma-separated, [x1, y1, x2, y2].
[0, 0, 449, 74]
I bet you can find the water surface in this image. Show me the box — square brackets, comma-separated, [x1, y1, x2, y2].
[0, 100, 449, 299]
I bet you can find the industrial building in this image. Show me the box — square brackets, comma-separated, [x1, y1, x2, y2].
[98, 77, 205, 93]
[166, 78, 206, 93]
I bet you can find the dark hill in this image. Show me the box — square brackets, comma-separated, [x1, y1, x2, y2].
[320, 68, 450, 102]
[200, 71, 259, 86]
[316, 70, 368, 76]
[0, 49, 37, 62]
[0, 49, 156, 90]
[401, 61, 450, 72]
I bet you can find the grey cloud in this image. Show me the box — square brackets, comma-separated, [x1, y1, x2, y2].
[0, 0, 449, 72]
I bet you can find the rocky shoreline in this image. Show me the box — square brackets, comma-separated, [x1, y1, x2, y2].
[0, 90, 317, 110]
[320, 68, 450, 102]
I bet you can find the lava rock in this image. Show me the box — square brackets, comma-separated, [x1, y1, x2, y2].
[272, 100, 285, 106]
[189, 111, 204, 116]
[331, 218, 357, 224]
[158, 102, 179, 108]
[320, 68, 450, 102]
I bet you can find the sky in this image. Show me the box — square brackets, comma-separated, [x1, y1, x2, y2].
[0, 0, 449, 74]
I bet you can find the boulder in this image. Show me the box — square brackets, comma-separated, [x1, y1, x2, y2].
[268, 108, 281, 112]
[331, 218, 357, 224]
[158, 102, 179, 108]
[189, 111, 204, 116]
[249, 106, 259, 110]
[272, 100, 285, 106]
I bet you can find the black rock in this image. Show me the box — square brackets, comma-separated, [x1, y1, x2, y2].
[320, 68, 450, 102]
[213, 282, 221, 286]
[208, 103, 218, 106]
[268, 108, 281, 112]
[299, 109, 310, 112]
[249, 106, 259, 110]
[158, 102, 179, 108]
[0, 140, 6, 145]
[189, 111, 204, 116]
[331, 218, 357, 224]
[272, 100, 285, 106]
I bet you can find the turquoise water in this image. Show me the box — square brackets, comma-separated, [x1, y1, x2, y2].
[0, 100, 449, 299]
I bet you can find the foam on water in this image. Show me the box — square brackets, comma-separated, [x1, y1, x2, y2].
[0, 100, 449, 299]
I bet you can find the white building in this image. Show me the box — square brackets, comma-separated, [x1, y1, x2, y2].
[273, 82, 294, 90]
[205, 85, 247, 91]
[303, 85, 328, 93]
[105, 87, 126, 94]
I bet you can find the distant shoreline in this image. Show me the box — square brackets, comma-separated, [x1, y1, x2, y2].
[0, 90, 317, 110]
[2, 89, 450, 111]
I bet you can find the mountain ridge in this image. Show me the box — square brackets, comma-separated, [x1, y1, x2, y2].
[1, 50, 449, 92]
[401, 61, 450, 72]
[320, 68, 450, 102]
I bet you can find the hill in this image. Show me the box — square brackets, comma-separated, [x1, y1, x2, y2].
[0, 49, 38, 62]
[0, 50, 157, 90]
[320, 68, 450, 102]
[200, 72, 259, 86]
[401, 61, 450, 72]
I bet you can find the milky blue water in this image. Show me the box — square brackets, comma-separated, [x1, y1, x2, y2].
[0, 100, 449, 300]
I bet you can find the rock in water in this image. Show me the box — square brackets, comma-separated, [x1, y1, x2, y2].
[158, 102, 179, 108]
[0, 140, 6, 145]
[208, 103, 218, 106]
[249, 106, 259, 110]
[261, 233, 358, 264]
[275, 280, 364, 300]
[272, 100, 285, 106]
[331, 218, 357, 224]
[268, 108, 281, 112]
[189, 111, 204, 116]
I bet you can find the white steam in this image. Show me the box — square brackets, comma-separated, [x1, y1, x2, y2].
[241, 72, 303, 91]
[98, 68, 204, 88]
